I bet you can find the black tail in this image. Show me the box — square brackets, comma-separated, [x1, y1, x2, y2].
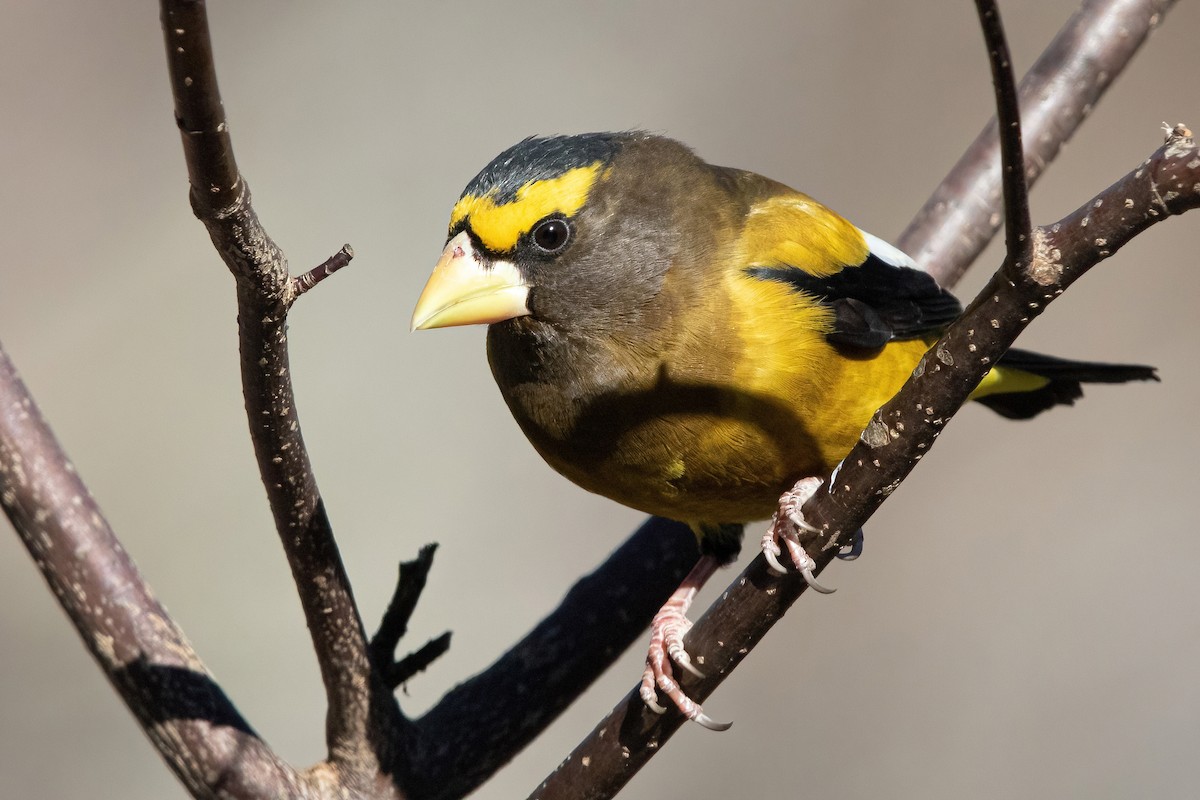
[975, 348, 1159, 420]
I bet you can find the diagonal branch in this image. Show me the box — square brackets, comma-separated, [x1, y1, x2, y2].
[526, 0, 1190, 789]
[799, 124, 1197, 601]
[408, 517, 695, 800]
[371, 544, 439, 670]
[293, 244, 355, 302]
[0, 345, 302, 797]
[371, 544, 453, 691]
[160, 0, 407, 777]
[388, 632, 453, 689]
[530, 122, 1199, 800]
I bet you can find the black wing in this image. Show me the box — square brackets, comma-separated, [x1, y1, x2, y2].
[745, 253, 963, 352]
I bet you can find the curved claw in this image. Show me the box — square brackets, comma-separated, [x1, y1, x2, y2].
[670, 647, 706, 679]
[763, 545, 788, 574]
[785, 510, 821, 536]
[837, 528, 865, 561]
[640, 556, 736, 732]
[779, 533, 835, 593]
[639, 667, 669, 714]
[692, 711, 733, 732]
[780, 477, 825, 535]
[800, 565, 836, 594]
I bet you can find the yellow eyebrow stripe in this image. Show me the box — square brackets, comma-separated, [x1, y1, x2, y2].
[450, 163, 605, 253]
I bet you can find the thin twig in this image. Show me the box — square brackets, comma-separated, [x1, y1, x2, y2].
[390, 633, 454, 689]
[371, 543, 438, 669]
[291, 244, 355, 304]
[899, 0, 1176, 285]
[975, 0, 1033, 265]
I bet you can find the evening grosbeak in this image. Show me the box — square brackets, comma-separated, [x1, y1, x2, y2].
[411, 132, 1156, 729]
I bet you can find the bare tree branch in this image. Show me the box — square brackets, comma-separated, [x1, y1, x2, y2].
[160, 0, 408, 779]
[899, 0, 1176, 284]
[800, 122, 1196, 624]
[389, 633, 454, 690]
[372, 544, 453, 691]
[372, 544, 439, 668]
[408, 517, 695, 800]
[0, 346, 302, 797]
[292, 244, 355, 303]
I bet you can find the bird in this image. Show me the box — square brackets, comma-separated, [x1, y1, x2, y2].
[410, 131, 1158, 730]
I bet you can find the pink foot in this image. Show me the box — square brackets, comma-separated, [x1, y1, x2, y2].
[638, 556, 732, 731]
[760, 477, 836, 594]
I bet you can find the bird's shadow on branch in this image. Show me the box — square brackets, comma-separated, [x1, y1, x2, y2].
[113, 659, 256, 734]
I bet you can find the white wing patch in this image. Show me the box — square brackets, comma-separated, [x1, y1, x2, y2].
[858, 229, 918, 270]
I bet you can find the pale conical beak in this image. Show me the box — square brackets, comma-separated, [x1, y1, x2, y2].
[411, 231, 531, 331]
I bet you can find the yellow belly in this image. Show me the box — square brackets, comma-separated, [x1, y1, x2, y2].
[497, 270, 1031, 527]
[533, 336, 934, 524]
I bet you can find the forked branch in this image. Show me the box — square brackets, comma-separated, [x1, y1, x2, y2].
[900, 0, 1176, 285]
[161, 0, 407, 781]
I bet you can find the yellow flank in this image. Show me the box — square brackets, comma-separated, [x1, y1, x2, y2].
[736, 194, 870, 276]
[720, 267, 854, 473]
[724, 262, 834, 384]
[449, 163, 605, 253]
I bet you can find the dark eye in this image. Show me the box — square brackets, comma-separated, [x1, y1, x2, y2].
[531, 218, 571, 253]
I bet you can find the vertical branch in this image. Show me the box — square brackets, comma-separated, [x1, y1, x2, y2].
[159, 0, 408, 777]
[975, 0, 1033, 265]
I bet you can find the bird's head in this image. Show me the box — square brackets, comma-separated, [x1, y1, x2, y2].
[411, 132, 717, 336]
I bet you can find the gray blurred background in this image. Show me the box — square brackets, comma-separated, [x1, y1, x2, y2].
[1, 2, 1197, 797]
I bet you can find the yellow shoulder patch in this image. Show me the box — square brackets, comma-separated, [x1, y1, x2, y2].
[450, 163, 606, 253]
[736, 194, 869, 277]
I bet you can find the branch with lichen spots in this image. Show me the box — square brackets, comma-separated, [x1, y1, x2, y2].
[161, 0, 409, 783]
[530, 123, 1197, 800]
